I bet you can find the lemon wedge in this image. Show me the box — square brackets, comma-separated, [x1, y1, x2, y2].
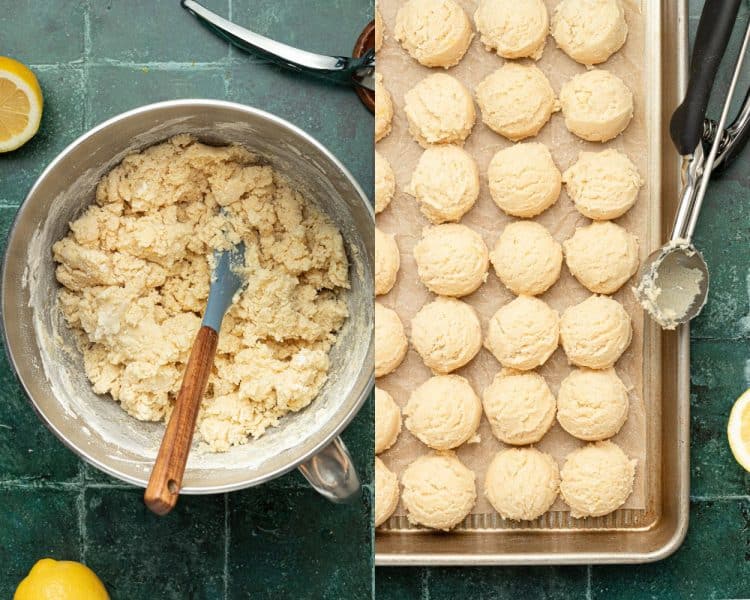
[0, 56, 43, 153]
[727, 388, 750, 471]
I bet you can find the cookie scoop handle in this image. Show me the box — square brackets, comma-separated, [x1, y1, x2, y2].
[145, 325, 219, 516]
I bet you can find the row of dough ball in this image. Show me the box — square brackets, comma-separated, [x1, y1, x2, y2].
[376, 441, 637, 529]
[375, 294, 632, 378]
[377, 367, 629, 454]
[379, 0, 628, 68]
[376, 220, 639, 298]
[376, 144, 644, 222]
[376, 66, 634, 145]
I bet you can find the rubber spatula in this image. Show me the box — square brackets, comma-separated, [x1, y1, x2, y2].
[144, 242, 246, 515]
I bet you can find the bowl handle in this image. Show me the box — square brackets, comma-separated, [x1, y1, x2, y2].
[297, 436, 360, 503]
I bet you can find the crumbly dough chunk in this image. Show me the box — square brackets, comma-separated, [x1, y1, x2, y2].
[375, 150, 396, 214]
[375, 6, 385, 53]
[375, 302, 408, 377]
[551, 0, 627, 66]
[395, 0, 473, 68]
[375, 387, 402, 454]
[375, 227, 400, 296]
[375, 72, 394, 142]
[375, 457, 400, 527]
[474, 0, 548, 60]
[53, 136, 350, 452]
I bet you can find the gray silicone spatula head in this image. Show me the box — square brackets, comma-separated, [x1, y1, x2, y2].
[203, 241, 247, 332]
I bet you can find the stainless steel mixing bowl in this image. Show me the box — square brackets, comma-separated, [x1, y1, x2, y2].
[1, 100, 373, 500]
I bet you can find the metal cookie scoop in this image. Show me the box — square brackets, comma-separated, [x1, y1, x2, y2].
[635, 0, 750, 329]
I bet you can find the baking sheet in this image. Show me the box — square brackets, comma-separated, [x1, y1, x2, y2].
[376, 0, 653, 522]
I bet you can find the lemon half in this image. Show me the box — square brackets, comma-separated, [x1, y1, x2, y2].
[727, 388, 750, 472]
[0, 56, 43, 153]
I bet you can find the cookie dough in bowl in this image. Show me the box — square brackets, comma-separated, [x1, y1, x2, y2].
[490, 221, 562, 296]
[551, 0, 628, 66]
[563, 221, 639, 294]
[407, 145, 480, 223]
[487, 143, 561, 218]
[476, 63, 559, 141]
[404, 73, 476, 147]
[375, 150, 396, 214]
[375, 387, 402, 454]
[557, 368, 629, 441]
[375, 302, 408, 377]
[562, 149, 643, 220]
[474, 0, 548, 60]
[482, 370, 556, 445]
[413, 224, 489, 297]
[375, 457, 400, 527]
[395, 0, 474, 69]
[375, 227, 400, 296]
[401, 452, 476, 530]
[560, 440, 636, 518]
[560, 69, 633, 142]
[485, 295, 559, 371]
[485, 447, 560, 521]
[411, 296, 482, 373]
[375, 72, 394, 142]
[560, 295, 632, 369]
[404, 375, 482, 450]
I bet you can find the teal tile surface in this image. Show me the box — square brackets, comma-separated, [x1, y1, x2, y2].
[375, 566, 425, 599]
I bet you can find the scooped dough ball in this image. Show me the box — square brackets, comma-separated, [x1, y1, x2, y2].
[375, 150, 395, 214]
[482, 370, 556, 445]
[407, 145, 480, 223]
[375, 387, 402, 454]
[560, 440, 636, 518]
[375, 302, 408, 377]
[485, 296, 559, 370]
[560, 69, 633, 142]
[487, 143, 561, 218]
[476, 63, 559, 141]
[490, 221, 562, 295]
[474, 0, 548, 60]
[411, 296, 482, 373]
[395, 0, 473, 69]
[551, 0, 628, 66]
[375, 227, 400, 296]
[557, 368, 629, 441]
[414, 224, 489, 297]
[562, 149, 643, 220]
[375, 72, 394, 142]
[563, 221, 639, 294]
[375, 457, 400, 527]
[404, 74, 476, 147]
[401, 452, 476, 530]
[375, 6, 385, 53]
[560, 295, 632, 369]
[485, 448, 560, 521]
[404, 375, 482, 450]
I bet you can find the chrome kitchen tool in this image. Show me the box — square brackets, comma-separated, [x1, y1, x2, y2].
[182, 0, 375, 93]
[635, 0, 750, 329]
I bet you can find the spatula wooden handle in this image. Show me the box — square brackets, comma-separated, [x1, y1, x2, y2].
[144, 325, 219, 515]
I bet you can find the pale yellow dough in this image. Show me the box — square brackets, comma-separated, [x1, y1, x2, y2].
[395, 0, 473, 69]
[474, 0, 548, 60]
[413, 224, 488, 297]
[557, 368, 629, 441]
[482, 369, 556, 445]
[401, 452, 476, 530]
[560, 295, 632, 369]
[404, 73, 476, 147]
[560, 440, 636, 518]
[53, 136, 350, 452]
[404, 375, 482, 450]
[563, 221, 639, 294]
[375, 72, 394, 142]
[375, 457, 400, 527]
[407, 145, 479, 223]
[411, 296, 482, 373]
[375, 302, 408, 377]
[375, 227, 400, 296]
[476, 63, 559, 141]
[485, 447, 560, 521]
[485, 296, 559, 371]
[562, 149, 643, 220]
[487, 143, 561, 218]
[375, 387, 402, 454]
[490, 221, 562, 295]
[551, 0, 627, 66]
[375, 150, 396, 214]
[375, 6, 385, 53]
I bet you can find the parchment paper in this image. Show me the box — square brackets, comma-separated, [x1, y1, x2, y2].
[376, 0, 654, 521]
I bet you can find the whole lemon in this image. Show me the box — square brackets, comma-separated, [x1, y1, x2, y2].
[14, 558, 109, 600]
